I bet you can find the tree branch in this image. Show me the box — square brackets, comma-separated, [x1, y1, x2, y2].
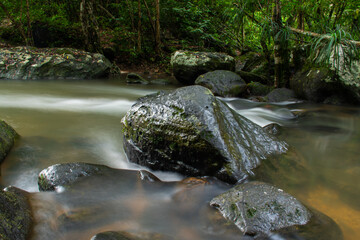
[288, 27, 360, 47]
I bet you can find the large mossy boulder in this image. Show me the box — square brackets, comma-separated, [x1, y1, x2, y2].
[171, 51, 235, 85]
[38, 162, 159, 191]
[210, 181, 311, 235]
[195, 70, 247, 97]
[0, 47, 111, 80]
[290, 62, 360, 104]
[0, 186, 33, 240]
[0, 120, 18, 164]
[122, 86, 287, 183]
[290, 67, 339, 103]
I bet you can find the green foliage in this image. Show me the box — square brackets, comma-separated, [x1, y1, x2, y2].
[0, 0, 359, 68]
[310, 25, 359, 72]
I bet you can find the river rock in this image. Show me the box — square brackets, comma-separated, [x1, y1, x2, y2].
[0, 186, 33, 240]
[0, 47, 111, 80]
[265, 88, 296, 102]
[126, 73, 149, 84]
[171, 50, 235, 85]
[122, 86, 287, 183]
[290, 64, 360, 104]
[38, 162, 159, 191]
[247, 82, 274, 96]
[0, 120, 19, 164]
[210, 181, 311, 235]
[195, 70, 246, 97]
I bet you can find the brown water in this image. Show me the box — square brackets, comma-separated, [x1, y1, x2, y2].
[0, 79, 359, 239]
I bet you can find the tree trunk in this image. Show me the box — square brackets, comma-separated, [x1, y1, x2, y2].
[289, 27, 360, 47]
[154, 0, 161, 54]
[272, 0, 282, 88]
[25, 0, 34, 46]
[137, 0, 142, 51]
[272, 0, 289, 88]
[80, 0, 102, 53]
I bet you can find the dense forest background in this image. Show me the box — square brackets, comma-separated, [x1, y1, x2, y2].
[0, 0, 359, 80]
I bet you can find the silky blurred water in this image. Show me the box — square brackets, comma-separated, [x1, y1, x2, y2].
[0, 79, 359, 240]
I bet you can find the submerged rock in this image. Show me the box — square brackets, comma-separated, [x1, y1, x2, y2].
[195, 70, 246, 97]
[210, 181, 311, 235]
[0, 186, 33, 240]
[122, 86, 287, 183]
[126, 73, 149, 84]
[38, 162, 159, 191]
[0, 120, 19, 164]
[263, 123, 282, 136]
[171, 50, 235, 85]
[0, 47, 111, 80]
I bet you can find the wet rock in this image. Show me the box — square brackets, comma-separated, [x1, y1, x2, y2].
[210, 181, 311, 235]
[38, 162, 159, 191]
[237, 71, 268, 84]
[0, 47, 111, 80]
[91, 231, 174, 240]
[138, 170, 161, 182]
[0, 120, 19, 164]
[122, 85, 287, 183]
[126, 73, 149, 84]
[171, 51, 235, 85]
[247, 82, 274, 97]
[195, 70, 246, 97]
[265, 88, 296, 102]
[290, 67, 339, 103]
[263, 123, 282, 136]
[0, 186, 33, 240]
[290, 63, 360, 104]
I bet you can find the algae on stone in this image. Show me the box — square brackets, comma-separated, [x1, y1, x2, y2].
[0, 187, 33, 240]
[0, 120, 19, 164]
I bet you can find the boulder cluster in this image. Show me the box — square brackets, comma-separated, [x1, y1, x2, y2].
[0, 49, 346, 240]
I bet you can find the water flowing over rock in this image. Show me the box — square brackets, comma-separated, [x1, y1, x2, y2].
[0, 120, 18, 164]
[210, 181, 311, 235]
[122, 86, 287, 183]
[38, 162, 159, 191]
[195, 70, 246, 97]
[0, 47, 111, 80]
[0, 186, 33, 240]
[171, 51, 235, 85]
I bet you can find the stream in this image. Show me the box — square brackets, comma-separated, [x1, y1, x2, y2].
[0, 79, 359, 240]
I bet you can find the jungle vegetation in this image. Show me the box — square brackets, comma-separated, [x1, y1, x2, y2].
[0, 0, 359, 85]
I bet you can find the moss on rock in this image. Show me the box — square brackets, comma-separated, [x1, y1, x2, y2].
[0, 120, 19, 164]
[0, 187, 33, 240]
